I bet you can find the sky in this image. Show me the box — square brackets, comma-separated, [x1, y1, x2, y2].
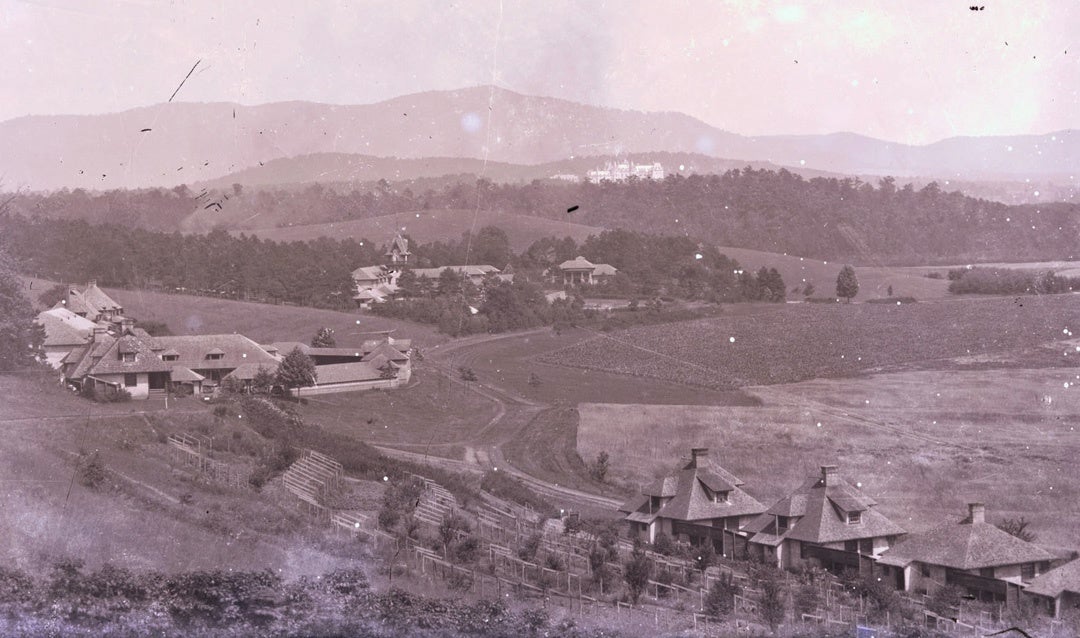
[2, 0, 1077, 144]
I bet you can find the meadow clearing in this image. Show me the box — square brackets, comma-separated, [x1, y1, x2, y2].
[577, 367, 1080, 548]
[540, 294, 1080, 389]
[242, 209, 604, 251]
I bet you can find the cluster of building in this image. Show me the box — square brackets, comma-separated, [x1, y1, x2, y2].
[351, 235, 620, 307]
[37, 281, 412, 400]
[621, 448, 1080, 618]
[586, 160, 665, 184]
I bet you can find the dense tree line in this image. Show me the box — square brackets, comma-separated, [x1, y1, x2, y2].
[0, 214, 784, 336]
[0, 215, 376, 309]
[0, 240, 45, 370]
[9, 168, 1078, 264]
[947, 267, 1080, 296]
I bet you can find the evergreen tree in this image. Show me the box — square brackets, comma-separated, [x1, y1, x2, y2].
[275, 347, 317, 399]
[0, 244, 45, 371]
[623, 538, 652, 605]
[836, 265, 859, 302]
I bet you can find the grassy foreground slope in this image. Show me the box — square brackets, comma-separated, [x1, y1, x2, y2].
[540, 295, 1080, 389]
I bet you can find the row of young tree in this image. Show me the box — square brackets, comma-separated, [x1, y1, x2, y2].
[10, 167, 1077, 264]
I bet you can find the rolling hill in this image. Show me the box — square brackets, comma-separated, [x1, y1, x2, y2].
[238, 210, 605, 252]
[2, 86, 1076, 191]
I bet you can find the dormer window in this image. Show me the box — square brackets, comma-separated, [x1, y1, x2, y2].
[206, 353, 224, 360]
[712, 490, 728, 503]
[777, 516, 789, 532]
[163, 354, 178, 362]
[848, 511, 862, 525]
[121, 352, 135, 362]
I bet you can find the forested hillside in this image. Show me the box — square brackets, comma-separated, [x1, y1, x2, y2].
[7, 167, 1079, 264]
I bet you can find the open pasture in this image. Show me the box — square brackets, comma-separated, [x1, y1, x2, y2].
[297, 369, 498, 451]
[540, 294, 1080, 389]
[716, 245, 950, 300]
[578, 368, 1080, 548]
[243, 209, 605, 251]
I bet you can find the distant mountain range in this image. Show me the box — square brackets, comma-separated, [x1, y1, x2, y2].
[1, 85, 1077, 191]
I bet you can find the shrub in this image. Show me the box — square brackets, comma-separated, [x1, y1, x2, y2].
[77, 451, 107, 489]
[706, 570, 740, 617]
[652, 532, 675, 556]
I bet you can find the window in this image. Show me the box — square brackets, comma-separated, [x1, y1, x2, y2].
[777, 516, 789, 532]
[121, 352, 135, 362]
[844, 540, 858, 552]
[124, 373, 137, 387]
[162, 354, 178, 362]
[206, 353, 224, 361]
[921, 564, 931, 578]
[980, 567, 995, 578]
[859, 538, 873, 555]
[1022, 563, 1036, 581]
[848, 511, 862, 524]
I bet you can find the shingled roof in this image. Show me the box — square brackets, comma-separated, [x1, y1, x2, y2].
[747, 466, 904, 545]
[37, 308, 95, 347]
[1026, 559, 1080, 597]
[879, 504, 1054, 570]
[620, 448, 766, 523]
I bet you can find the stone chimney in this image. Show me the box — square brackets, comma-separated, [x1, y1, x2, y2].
[87, 279, 97, 288]
[689, 448, 709, 469]
[821, 465, 839, 486]
[967, 503, 986, 524]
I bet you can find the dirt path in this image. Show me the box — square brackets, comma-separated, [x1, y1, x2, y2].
[420, 329, 622, 512]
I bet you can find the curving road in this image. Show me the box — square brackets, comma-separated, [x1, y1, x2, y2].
[373, 328, 623, 513]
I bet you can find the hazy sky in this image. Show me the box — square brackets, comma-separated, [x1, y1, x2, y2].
[2, 0, 1077, 144]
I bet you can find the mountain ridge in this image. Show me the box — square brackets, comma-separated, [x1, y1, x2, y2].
[2, 85, 1076, 191]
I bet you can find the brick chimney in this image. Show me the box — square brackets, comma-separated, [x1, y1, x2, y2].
[967, 503, 986, 524]
[689, 448, 709, 469]
[820, 465, 839, 486]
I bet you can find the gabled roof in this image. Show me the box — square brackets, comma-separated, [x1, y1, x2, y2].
[352, 265, 389, 281]
[386, 234, 410, 255]
[57, 291, 99, 318]
[559, 256, 595, 270]
[748, 469, 903, 545]
[880, 514, 1054, 571]
[37, 308, 96, 347]
[78, 334, 172, 376]
[592, 264, 618, 276]
[170, 366, 205, 382]
[1026, 559, 1080, 597]
[361, 343, 409, 363]
[622, 451, 765, 523]
[146, 334, 279, 371]
[81, 283, 122, 312]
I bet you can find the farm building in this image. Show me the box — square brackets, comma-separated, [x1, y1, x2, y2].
[52, 280, 125, 323]
[410, 264, 509, 285]
[876, 503, 1056, 604]
[618, 448, 766, 557]
[36, 307, 97, 368]
[744, 465, 905, 573]
[553, 257, 618, 286]
[1025, 558, 1080, 618]
[63, 330, 281, 399]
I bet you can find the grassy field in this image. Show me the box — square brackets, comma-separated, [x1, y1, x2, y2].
[431, 327, 763, 406]
[0, 373, 367, 576]
[23, 275, 448, 349]
[716, 246, 951, 300]
[297, 369, 499, 453]
[540, 295, 1080, 389]
[241, 209, 605, 251]
[577, 367, 1080, 548]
